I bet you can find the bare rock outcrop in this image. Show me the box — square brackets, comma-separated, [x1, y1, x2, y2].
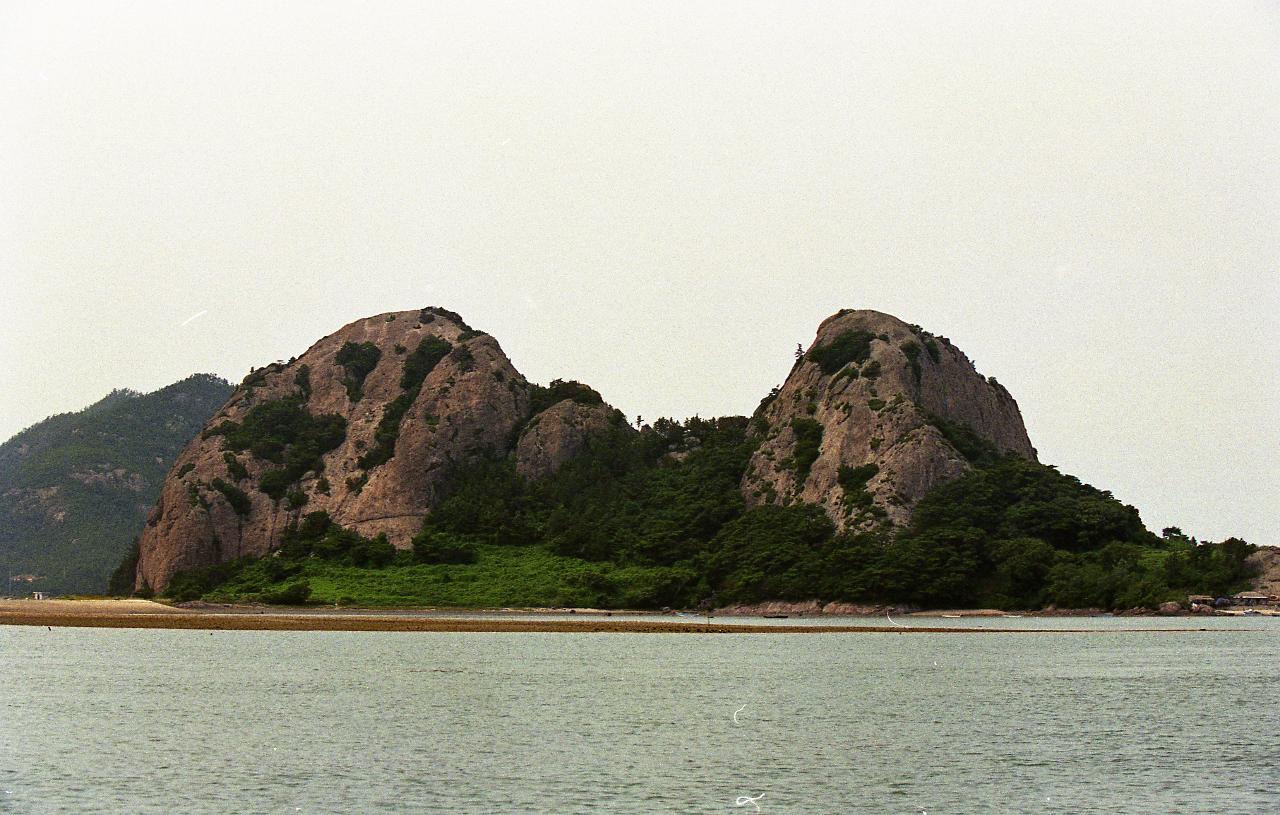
[1246, 546, 1280, 596]
[514, 400, 621, 480]
[742, 309, 1036, 530]
[137, 308, 544, 591]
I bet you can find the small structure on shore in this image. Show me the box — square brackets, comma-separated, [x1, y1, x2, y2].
[32, 591, 47, 600]
[1232, 591, 1270, 607]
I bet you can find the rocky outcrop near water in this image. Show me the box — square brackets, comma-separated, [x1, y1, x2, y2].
[742, 309, 1036, 530]
[135, 308, 621, 591]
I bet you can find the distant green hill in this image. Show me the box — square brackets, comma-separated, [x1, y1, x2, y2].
[0, 374, 232, 595]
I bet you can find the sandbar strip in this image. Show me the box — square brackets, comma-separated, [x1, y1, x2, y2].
[0, 609, 1233, 634]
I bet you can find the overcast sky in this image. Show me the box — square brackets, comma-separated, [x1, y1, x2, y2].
[2, 1, 1277, 544]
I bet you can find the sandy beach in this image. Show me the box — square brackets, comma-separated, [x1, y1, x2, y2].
[0, 598, 1241, 634]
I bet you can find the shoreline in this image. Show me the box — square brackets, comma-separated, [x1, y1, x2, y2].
[0, 599, 1250, 634]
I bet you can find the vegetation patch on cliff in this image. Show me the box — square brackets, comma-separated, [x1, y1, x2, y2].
[837, 463, 881, 521]
[528, 379, 603, 415]
[900, 341, 923, 382]
[924, 412, 1000, 466]
[418, 306, 471, 330]
[788, 418, 823, 482]
[205, 397, 346, 500]
[358, 336, 453, 470]
[335, 341, 382, 402]
[210, 478, 251, 516]
[808, 329, 876, 375]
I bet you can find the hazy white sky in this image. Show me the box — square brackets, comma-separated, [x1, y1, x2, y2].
[2, 1, 1277, 544]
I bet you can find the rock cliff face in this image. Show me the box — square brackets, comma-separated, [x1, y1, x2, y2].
[742, 310, 1035, 530]
[1248, 547, 1280, 597]
[136, 309, 618, 591]
[514, 400, 619, 480]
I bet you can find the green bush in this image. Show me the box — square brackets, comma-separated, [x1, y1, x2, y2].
[260, 579, 312, 605]
[832, 365, 859, 385]
[240, 364, 281, 390]
[223, 452, 248, 481]
[335, 341, 382, 402]
[165, 557, 253, 602]
[358, 392, 415, 470]
[401, 336, 453, 390]
[294, 365, 311, 399]
[353, 534, 397, 568]
[528, 379, 604, 415]
[210, 397, 345, 465]
[418, 306, 471, 330]
[211, 478, 251, 516]
[420, 460, 534, 545]
[838, 463, 878, 490]
[808, 330, 876, 375]
[277, 513, 395, 568]
[900, 341, 922, 382]
[923, 412, 999, 466]
[752, 386, 781, 421]
[256, 469, 291, 500]
[789, 418, 823, 481]
[837, 464, 878, 515]
[923, 338, 941, 364]
[206, 396, 345, 499]
[449, 344, 476, 371]
[413, 531, 479, 564]
[861, 359, 881, 379]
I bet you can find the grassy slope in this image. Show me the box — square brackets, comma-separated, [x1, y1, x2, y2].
[205, 545, 686, 608]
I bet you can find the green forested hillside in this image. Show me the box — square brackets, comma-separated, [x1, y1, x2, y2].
[0, 374, 232, 595]
[164, 410, 1255, 610]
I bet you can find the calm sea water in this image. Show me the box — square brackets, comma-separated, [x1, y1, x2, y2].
[1, 620, 1277, 814]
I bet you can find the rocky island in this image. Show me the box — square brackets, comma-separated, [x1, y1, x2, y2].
[122, 307, 1258, 611]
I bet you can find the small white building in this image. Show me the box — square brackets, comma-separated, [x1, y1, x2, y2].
[32, 591, 47, 600]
